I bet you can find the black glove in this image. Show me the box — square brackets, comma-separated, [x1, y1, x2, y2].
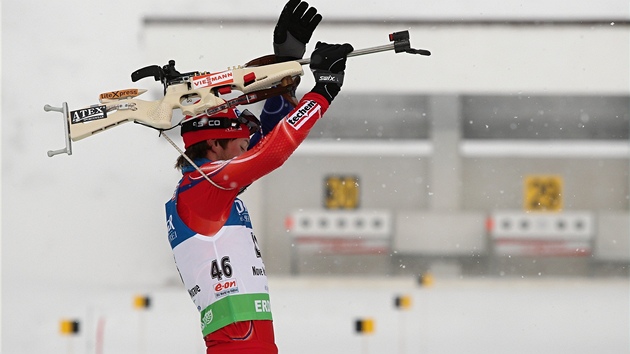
[273, 0, 322, 62]
[309, 41, 354, 103]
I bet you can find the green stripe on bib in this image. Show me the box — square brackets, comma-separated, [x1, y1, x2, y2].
[200, 293, 273, 336]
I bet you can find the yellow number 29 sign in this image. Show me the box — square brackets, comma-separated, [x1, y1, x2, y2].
[524, 175, 563, 211]
[325, 175, 360, 209]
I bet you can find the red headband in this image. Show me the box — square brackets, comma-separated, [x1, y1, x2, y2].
[181, 107, 250, 149]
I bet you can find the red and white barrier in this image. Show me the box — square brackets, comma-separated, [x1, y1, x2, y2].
[488, 211, 594, 257]
[287, 210, 392, 254]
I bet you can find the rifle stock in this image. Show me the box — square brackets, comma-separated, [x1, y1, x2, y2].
[58, 61, 303, 142]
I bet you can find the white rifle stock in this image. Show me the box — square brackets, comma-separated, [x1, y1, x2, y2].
[46, 61, 303, 150]
[45, 30, 429, 157]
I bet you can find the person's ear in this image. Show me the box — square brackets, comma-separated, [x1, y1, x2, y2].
[207, 139, 218, 153]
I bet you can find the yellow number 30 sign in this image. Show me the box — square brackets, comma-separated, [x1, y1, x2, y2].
[524, 175, 563, 211]
[325, 175, 360, 209]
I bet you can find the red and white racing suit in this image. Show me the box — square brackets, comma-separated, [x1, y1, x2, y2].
[165, 92, 329, 354]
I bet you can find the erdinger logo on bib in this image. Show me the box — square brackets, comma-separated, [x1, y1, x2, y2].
[286, 100, 319, 130]
[201, 310, 213, 328]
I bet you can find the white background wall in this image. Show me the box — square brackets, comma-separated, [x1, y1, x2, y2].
[145, 24, 630, 95]
[5, 0, 628, 284]
[2, 0, 629, 352]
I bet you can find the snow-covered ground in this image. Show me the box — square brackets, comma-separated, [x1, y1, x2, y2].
[3, 276, 628, 354]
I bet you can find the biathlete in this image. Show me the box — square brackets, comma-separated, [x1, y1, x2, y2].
[164, 1, 353, 353]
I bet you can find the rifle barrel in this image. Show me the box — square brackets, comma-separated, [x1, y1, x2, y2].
[296, 43, 395, 66]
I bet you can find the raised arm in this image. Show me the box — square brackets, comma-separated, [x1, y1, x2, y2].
[190, 42, 354, 189]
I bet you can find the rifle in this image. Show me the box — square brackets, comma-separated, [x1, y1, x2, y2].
[44, 30, 429, 157]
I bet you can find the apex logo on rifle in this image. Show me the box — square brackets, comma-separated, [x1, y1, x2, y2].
[70, 105, 107, 124]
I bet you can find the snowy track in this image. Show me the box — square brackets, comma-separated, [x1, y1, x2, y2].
[4, 276, 628, 354]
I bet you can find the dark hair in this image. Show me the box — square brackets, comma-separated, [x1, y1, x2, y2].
[175, 139, 235, 170]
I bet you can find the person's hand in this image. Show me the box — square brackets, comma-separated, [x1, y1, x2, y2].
[309, 41, 354, 103]
[273, 0, 322, 62]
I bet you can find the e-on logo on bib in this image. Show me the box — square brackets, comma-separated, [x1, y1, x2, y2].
[286, 100, 319, 130]
[214, 279, 239, 298]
